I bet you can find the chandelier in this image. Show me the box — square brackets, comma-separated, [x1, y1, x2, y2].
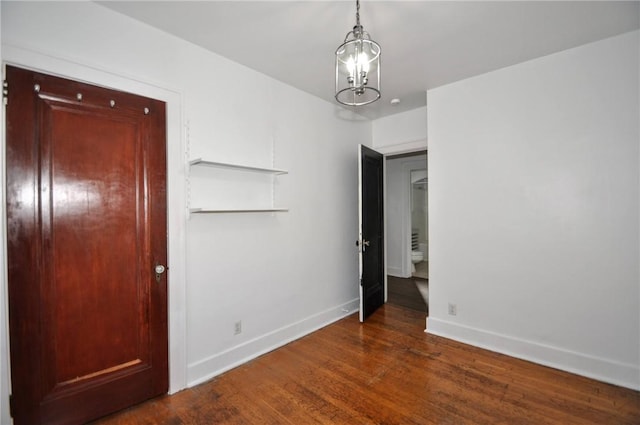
[335, 0, 381, 106]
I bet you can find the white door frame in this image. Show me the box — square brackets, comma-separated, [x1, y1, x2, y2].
[0, 46, 189, 425]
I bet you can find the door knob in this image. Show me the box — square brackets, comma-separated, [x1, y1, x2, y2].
[362, 239, 370, 252]
[356, 239, 370, 251]
[155, 264, 166, 282]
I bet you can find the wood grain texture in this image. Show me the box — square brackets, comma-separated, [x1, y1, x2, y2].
[92, 304, 640, 424]
[6, 66, 168, 425]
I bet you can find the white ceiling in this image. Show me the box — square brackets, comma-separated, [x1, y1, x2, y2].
[99, 1, 640, 120]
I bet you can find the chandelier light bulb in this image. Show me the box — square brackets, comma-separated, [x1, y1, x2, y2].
[346, 57, 356, 75]
[359, 52, 370, 73]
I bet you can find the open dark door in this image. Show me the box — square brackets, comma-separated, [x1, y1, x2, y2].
[6, 66, 168, 425]
[358, 145, 384, 322]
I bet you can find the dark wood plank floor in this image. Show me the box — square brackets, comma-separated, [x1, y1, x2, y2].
[92, 304, 640, 425]
[387, 275, 428, 313]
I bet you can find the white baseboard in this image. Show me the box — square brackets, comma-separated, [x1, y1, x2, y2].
[426, 317, 640, 391]
[187, 298, 360, 387]
[387, 266, 405, 278]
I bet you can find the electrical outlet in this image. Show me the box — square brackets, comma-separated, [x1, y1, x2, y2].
[448, 303, 457, 316]
[234, 321, 242, 335]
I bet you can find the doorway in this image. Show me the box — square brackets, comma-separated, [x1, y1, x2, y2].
[385, 152, 428, 313]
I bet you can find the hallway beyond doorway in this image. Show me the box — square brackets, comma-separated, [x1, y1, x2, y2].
[387, 275, 428, 314]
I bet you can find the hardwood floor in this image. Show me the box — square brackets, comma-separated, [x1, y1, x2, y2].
[92, 304, 640, 425]
[387, 275, 428, 313]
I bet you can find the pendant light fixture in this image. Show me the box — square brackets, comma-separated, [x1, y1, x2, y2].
[335, 0, 381, 106]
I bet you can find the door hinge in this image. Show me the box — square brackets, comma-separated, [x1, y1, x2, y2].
[9, 394, 14, 418]
[2, 80, 8, 106]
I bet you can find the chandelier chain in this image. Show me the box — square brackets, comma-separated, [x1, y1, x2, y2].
[356, 0, 360, 27]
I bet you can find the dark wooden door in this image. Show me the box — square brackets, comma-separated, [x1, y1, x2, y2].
[5, 66, 168, 425]
[358, 145, 384, 321]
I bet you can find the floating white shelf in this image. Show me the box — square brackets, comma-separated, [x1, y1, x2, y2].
[190, 208, 289, 214]
[189, 158, 288, 175]
[187, 158, 288, 214]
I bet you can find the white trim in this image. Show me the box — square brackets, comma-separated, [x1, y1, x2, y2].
[426, 317, 640, 391]
[187, 298, 359, 386]
[1, 44, 189, 398]
[375, 138, 428, 156]
[0, 16, 11, 422]
[386, 266, 404, 278]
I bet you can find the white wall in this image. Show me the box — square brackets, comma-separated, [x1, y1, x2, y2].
[386, 155, 427, 278]
[1, 2, 370, 422]
[427, 30, 640, 390]
[372, 106, 427, 154]
[185, 85, 368, 384]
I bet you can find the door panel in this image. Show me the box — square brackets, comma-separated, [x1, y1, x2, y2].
[6, 66, 168, 425]
[358, 145, 384, 321]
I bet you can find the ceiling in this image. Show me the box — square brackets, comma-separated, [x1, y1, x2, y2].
[99, 1, 640, 120]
